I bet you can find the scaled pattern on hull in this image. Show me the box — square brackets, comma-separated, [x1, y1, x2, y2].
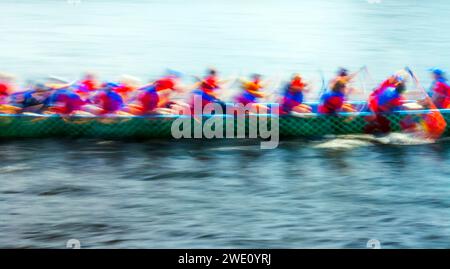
[1, 109, 449, 139]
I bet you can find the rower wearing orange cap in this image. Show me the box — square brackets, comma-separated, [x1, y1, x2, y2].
[127, 72, 182, 115]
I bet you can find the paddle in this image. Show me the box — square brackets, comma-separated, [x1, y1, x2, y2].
[356, 66, 373, 112]
[317, 69, 326, 101]
[405, 67, 447, 139]
[45, 76, 79, 90]
[319, 66, 367, 99]
[347, 65, 368, 94]
[46, 76, 70, 84]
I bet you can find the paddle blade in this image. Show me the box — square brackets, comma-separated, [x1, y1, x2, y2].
[421, 109, 447, 139]
[404, 67, 447, 140]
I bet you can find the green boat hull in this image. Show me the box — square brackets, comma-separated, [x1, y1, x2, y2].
[1, 111, 449, 139]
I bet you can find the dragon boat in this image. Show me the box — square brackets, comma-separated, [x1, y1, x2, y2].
[0, 101, 449, 139]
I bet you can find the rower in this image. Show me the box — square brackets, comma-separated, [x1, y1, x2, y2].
[91, 83, 125, 115]
[318, 80, 355, 114]
[371, 82, 406, 113]
[0, 73, 15, 104]
[364, 82, 407, 134]
[369, 70, 408, 100]
[280, 74, 312, 114]
[0, 73, 23, 114]
[426, 68, 450, 109]
[235, 74, 265, 105]
[329, 67, 358, 92]
[75, 72, 100, 98]
[233, 74, 270, 114]
[368, 72, 407, 113]
[129, 72, 181, 115]
[191, 68, 226, 109]
[11, 83, 54, 113]
[114, 75, 142, 102]
[45, 88, 86, 115]
[0, 82, 10, 104]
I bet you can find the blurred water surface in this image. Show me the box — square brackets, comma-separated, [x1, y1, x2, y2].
[1, 0, 450, 248]
[1, 138, 450, 248]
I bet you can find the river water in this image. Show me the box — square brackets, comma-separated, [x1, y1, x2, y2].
[1, 0, 450, 248]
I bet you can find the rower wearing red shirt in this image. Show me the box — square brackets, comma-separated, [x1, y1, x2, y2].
[45, 88, 86, 115]
[128, 72, 181, 115]
[318, 80, 354, 114]
[75, 73, 100, 99]
[427, 68, 450, 109]
[372, 83, 406, 113]
[364, 82, 407, 134]
[0, 73, 16, 105]
[368, 71, 407, 112]
[280, 74, 312, 114]
[90, 83, 125, 115]
[191, 68, 226, 109]
[0, 81, 11, 104]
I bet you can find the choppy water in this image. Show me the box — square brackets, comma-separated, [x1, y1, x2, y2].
[1, 137, 450, 248]
[1, 0, 450, 248]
